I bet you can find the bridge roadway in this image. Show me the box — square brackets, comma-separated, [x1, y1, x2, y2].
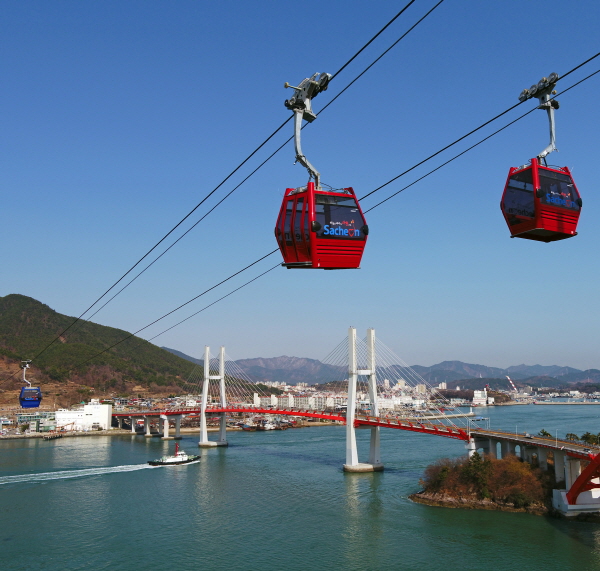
[113, 405, 599, 460]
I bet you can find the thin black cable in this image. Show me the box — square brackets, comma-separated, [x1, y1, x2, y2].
[69, 250, 278, 371]
[30, 66, 600, 382]
[364, 68, 600, 211]
[28, 2, 425, 361]
[320, 0, 446, 115]
[147, 264, 280, 341]
[360, 51, 600, 202]
[14, 66, 597, 385]
[29, 117, 289, 361]
[63, 2, 443, 328]
[331, 0, 417, 79]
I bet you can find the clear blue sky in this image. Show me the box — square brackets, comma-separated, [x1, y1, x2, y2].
[2, 0, 599, 369]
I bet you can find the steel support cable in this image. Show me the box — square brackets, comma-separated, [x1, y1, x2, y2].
[147, 264, 280, 341]
[331, 0, 417, 79]
[8, 67, 599, 388]
[28, 118, 289, 363]
[27, 1, 426, 362]
[58, 65, 600, 393]
[363, 67, 600, 212]
[68, 250, 278, 372]
[76, 1, 442, 326]
[359, 51, 600, 202]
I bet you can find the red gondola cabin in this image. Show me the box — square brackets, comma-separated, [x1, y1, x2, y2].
[500, 158, 581, 242]
[275, 182, 368, 269]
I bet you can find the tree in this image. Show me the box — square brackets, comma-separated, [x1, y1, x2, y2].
[538, 429, 552, 437]
[461, 452, 492, 499]
[581, 432, 598, 445]
[565, 433, 579, 441]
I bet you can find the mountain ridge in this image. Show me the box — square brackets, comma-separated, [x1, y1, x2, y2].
[162, 347, 588, 387]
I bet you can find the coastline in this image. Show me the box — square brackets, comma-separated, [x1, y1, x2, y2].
[0, 420, 341, 440]
[409, 490, 549, 515]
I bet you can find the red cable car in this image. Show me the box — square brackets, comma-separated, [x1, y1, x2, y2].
[501, 72, 582, 242]
[275, 182, 368, 269]
[501, 158, 581, 242]
[276, 72, 368, 269]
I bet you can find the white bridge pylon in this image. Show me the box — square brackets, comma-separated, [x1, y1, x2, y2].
[344, 327, 384, 472]
[199, 345, 228, 448]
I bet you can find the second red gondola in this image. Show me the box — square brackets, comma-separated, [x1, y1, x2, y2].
[275, 182, 368, 269]
[500, 158, 581, 242]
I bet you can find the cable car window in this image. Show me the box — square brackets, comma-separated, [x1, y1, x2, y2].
[504, 170, 534, 218]
[294, 198, 304, 242]
[303, 200, 310, 242]
[284, 200, 294, 246]
[314, 193, 366, 240]
[539, 171, 580, 211]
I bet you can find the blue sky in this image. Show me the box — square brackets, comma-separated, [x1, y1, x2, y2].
[2, 0, 600, 369]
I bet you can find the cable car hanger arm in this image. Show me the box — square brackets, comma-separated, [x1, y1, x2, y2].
[518, 72, 560, 161]
[21, 360, 32, 387]
[284, 72, 332, 189]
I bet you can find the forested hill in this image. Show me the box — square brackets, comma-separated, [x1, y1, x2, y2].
[0, 294, 194, 392]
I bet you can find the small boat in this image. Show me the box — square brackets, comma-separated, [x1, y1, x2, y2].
[148, 443, 200, 466]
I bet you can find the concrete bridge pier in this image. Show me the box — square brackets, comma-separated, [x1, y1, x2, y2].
[144, 417, 153, 437]
[199, 345, 228, 448]
[472, 437, 490, 457]
[488, 439, 498, 459]
[500, 440, 512, 458]
[130, 417, 137, 434]
[343, 328, 383, 473]
[521, 445, 535, 463]
[537, 447, 548, 470]
[553, 450, 566, 483]
[217, 413, 228, 446]
[466, 438, 476, 458]
[161, 415, 175, 440]
[117, 417, 123, 429]
[565, 458, 582, 490]
[216, 347, 228, 447]
[172, 416, 182, 440]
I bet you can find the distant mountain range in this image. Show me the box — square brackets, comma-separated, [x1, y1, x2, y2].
[163, 348, 600, 389]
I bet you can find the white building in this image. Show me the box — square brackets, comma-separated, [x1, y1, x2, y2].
[472, 389, 488, 406]
[55, 401, 113, 431]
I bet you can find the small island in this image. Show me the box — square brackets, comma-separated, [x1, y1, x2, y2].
[410, 452, 553, 515]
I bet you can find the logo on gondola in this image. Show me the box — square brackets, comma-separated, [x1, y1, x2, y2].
[323, 224, 361, 237]
[546, 194, 575, 208]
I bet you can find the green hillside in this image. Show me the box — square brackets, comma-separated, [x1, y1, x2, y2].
[0, 294, 196, 390]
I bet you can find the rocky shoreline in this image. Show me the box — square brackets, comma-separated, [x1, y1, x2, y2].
[409, 490, 549, 516]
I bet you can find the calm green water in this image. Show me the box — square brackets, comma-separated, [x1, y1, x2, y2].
[2, 406, 600, 571]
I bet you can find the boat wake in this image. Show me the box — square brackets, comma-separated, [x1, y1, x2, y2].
[0, 464, 152, 485]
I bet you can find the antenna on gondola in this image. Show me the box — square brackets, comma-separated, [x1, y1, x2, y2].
[518, 72, 560, 164]
[284, 72, 331, 189]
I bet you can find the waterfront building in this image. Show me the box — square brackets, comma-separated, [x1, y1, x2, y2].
[55, 400, 112, 431]
[472, 389, 488, 406]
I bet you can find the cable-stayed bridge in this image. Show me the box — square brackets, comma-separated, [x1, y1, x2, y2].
[113, 327, 600, 518]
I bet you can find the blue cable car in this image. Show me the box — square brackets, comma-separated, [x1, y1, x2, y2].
[19, 360, 42, 409]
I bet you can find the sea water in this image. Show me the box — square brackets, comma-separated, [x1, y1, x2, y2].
[2, 405, 600, 570]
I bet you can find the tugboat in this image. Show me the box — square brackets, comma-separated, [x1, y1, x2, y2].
[148, 443, 200, 466]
